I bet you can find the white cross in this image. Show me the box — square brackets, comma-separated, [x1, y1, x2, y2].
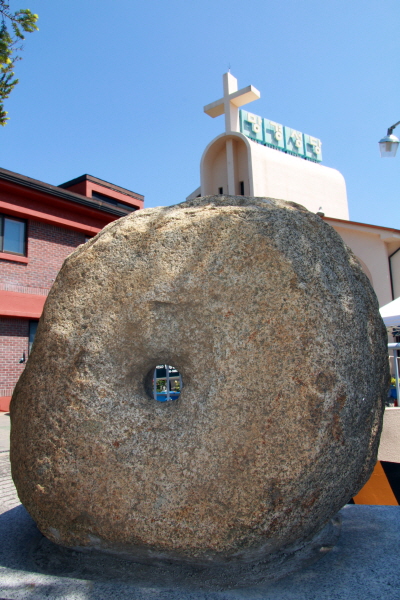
[204, 72, 260, 133]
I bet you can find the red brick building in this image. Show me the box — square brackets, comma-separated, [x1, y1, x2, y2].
[0, 168, 144, 410]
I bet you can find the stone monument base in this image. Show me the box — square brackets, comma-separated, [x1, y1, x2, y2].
[0, 505, 399, 599]
[29, 516, 341, 589]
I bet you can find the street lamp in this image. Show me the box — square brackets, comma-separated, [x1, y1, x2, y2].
[379, 121, 400, 157]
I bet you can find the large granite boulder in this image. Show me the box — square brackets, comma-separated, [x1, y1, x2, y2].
[10, 196, 388, 568]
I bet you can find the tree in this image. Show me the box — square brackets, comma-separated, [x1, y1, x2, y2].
[0, 1, 38, 126]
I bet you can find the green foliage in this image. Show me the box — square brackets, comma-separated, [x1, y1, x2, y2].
[0, 1, 38, 126]
[156, 379, 166, 392]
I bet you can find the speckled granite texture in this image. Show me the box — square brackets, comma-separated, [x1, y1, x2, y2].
[10, 196, 389, 567]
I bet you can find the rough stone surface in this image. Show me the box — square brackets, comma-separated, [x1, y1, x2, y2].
[10, 196, 389, 567]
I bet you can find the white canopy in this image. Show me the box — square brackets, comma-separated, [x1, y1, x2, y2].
[379, 297, 400, 327]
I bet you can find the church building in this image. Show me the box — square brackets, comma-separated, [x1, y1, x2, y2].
[187, 73, 400, 310]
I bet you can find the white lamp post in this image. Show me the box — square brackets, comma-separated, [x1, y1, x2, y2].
[379, 121, 400, 157]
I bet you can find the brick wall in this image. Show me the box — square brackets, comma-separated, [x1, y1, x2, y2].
[0, 220, 87, 293]
[0, 317, 29, 395]
[0, 220, 88, 397]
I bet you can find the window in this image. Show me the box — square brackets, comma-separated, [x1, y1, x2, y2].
[29, 320, 39, 354]
[0, 215, 26, 255]
[153, 364, 182, 402]
[240, 181, 244, 195]
[92, 191, 118, 205]
[91, 191, 137, 213]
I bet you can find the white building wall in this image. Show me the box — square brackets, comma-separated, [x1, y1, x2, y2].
[201, 134, 250, 197]
[390, 249, 400, 300]
[235, 142, 250, 196]
[210, 146, 228, 195]
[378, 408, 400, 462]
[248, 140, 349, 220]
[328, 222, 400, 308]
[200, 133, 349, 220]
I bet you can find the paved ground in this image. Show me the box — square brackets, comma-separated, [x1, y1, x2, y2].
[0, 503, 398, 600]
[0, 412, 10, 453]
[0, 413, 19, 512]
[0, 453, 19, 512]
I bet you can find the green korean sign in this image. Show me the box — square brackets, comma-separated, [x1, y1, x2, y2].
[240, 110, 322, 162]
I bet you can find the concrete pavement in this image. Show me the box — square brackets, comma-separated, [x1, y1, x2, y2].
[0, 412, 19, 512]
[0, 453, 19, 512]
[0, 411, 10, 453]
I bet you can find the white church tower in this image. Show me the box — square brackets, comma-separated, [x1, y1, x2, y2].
[188, 72, 349, 221]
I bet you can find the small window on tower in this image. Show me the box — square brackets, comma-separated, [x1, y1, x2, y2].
[218, 187, 223, 194]
[240, 181, 244, 195]
[29, 320, 39, 354]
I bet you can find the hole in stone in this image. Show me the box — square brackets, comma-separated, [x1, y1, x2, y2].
[151, 364, 182, 402]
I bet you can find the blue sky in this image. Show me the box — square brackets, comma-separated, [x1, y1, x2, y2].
[1, 0, 399, 228]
